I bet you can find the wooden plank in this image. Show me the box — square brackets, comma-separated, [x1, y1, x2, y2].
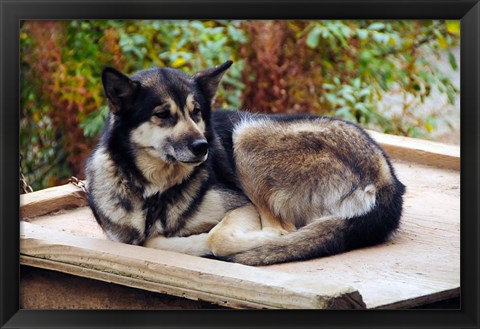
[367, 130, 460, 170]
[20, 255, 275, 310]
[26, 206, 106, 239]
[20, 221, 365, 309]
[20, 183, 87, 220]
[20, 265, 225, 310]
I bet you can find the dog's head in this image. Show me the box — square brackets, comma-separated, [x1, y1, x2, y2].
[101, 61, 232, 165]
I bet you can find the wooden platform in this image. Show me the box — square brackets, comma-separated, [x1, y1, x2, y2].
[19, 132, 460, 309]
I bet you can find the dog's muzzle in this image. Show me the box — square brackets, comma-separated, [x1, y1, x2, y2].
[171, 139, 209, 164]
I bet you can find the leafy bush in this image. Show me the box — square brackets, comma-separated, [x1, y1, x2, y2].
[20, 20, 245, 189]
[20, 20, 459, 190]
[241, 20, 459, 137]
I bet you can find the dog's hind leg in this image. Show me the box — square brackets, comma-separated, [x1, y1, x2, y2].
[207, 204, 283, 257]
[258, 206, 296, 235]
[144, 233, 211, 257]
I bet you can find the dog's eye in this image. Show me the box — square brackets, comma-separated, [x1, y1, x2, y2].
[153, 111, 170, 119]
[192, 108, 201, 116]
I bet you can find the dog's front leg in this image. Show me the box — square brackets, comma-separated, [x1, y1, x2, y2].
[144, 233, 211, 257]
[207, 204, 283, 257]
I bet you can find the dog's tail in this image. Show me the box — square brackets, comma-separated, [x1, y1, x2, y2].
[225, 182, 405, 266]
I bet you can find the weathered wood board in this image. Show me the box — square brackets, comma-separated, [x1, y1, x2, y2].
[19, 133, 460, 309]
[20, 183, 87, 220]
[366, 130, 460, 171]
[20, 221, 364, 309]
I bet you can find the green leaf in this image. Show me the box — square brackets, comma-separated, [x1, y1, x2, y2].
[368, 22, 385, 31]
[358, 88, 371, 97]
[447, 51, 458, 70]
[425, 118, 436, 133]
[356, 29, 368, 40]
[343, 93, 356, 103]
[80, 106, 108, 137]
[445, 20, 460, 36]
[306, 26, 322, 48]
[322, 83, 336, 90]
[352, 78, 361, 89]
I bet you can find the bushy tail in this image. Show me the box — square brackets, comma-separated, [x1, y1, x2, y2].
[226, 182, 405, 266]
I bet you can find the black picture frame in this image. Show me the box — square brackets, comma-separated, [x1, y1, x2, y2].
[1, 0, 479, 328]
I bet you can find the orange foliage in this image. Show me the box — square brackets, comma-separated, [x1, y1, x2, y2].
[240, 21, 325, 114]
[103, 28, 125, 69]
[23, 21, 95, 180]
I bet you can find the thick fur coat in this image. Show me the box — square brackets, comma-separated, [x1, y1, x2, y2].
[85, 61, 405, 265]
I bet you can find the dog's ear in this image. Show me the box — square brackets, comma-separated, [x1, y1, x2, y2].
[102, 67, 140, 115]
[193, 60, 233, 104]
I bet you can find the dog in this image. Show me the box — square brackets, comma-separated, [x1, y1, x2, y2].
[85, 60, 405, 266]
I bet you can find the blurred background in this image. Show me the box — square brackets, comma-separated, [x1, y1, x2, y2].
[20, 20, 460, 191]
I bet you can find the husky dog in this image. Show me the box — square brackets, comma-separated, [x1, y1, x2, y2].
[85, 60, 405, 266]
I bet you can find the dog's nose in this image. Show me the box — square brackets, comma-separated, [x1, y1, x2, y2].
[189, 140, 208, 157]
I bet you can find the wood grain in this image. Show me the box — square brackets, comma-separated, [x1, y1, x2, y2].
[20, 183, 87, 220]
[367, 130, 460, 170]
[20, 221, 365, 309]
